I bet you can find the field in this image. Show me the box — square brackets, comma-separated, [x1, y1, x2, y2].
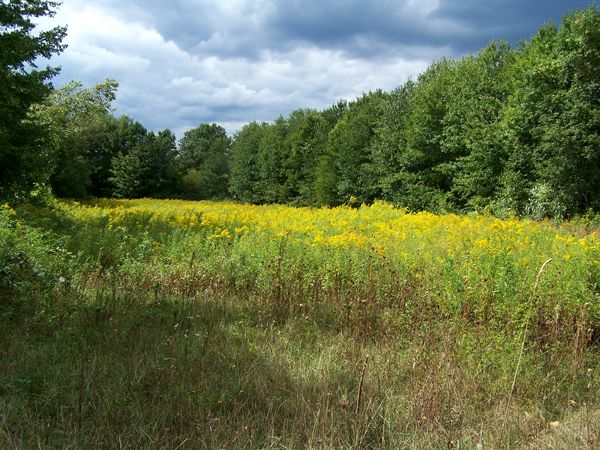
[1, 198, 599, 448]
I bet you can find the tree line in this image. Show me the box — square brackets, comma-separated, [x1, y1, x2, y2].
[40, 81, 231, 201]
[229, 6, 600, 218]
[2, 2, 599, 219]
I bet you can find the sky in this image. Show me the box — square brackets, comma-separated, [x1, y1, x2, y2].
[40, 0, 593, 136]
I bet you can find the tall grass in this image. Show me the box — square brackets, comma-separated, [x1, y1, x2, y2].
[1, 199, 598, 448]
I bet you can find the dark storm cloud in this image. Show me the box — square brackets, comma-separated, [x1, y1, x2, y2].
[113, 0, 594, 59]
[265, 0, 594, 57]
[431, 0, 593, 49]
[266, 1, 457, 54]
[167, 2, 595, 65]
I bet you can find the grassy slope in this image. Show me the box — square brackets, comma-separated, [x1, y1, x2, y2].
[0, 200, 599, 449]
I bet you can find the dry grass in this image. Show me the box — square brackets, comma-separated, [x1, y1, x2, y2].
[2, 267, 598, 449]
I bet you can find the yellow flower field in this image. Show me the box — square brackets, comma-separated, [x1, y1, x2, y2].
[60, 198, 599, 268]
[48, 198, 599, 327]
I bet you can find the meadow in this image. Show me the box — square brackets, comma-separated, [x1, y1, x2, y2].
[1, 198, 599, 448]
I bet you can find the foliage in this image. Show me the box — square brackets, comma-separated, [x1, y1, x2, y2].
[177, 123, 230, 199]
[110, 129, 178, 199]
[256, 116, 288, 203]
[501, 7, 600, 218]
[0, 0, 66, 195]
[88, 115, 148, 197]
[3, 5, 600, 448]
[27, 79, 118, 198]
[443, 42, 515, 210]
[327, 91, 387, 204]
[228, 121, 267, 203]
[0, 202, 71, 309]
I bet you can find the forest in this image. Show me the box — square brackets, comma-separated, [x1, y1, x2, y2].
[2, 4, 599, 220]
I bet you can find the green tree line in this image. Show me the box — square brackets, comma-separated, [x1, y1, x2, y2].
[229, 6, 600, 218]
[2, 2, 599, 218]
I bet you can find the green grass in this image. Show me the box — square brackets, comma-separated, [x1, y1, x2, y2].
[1, 200, 599, 448]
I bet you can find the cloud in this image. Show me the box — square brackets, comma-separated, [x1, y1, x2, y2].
[40, 0, 593, 135]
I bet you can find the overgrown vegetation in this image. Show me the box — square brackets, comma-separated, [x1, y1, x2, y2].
[1, 199, 598, 448]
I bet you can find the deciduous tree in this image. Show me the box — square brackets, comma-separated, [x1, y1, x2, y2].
[0, 0, 66, 193]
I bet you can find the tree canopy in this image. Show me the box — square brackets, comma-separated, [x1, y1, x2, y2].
[178, 123, 230, 199]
